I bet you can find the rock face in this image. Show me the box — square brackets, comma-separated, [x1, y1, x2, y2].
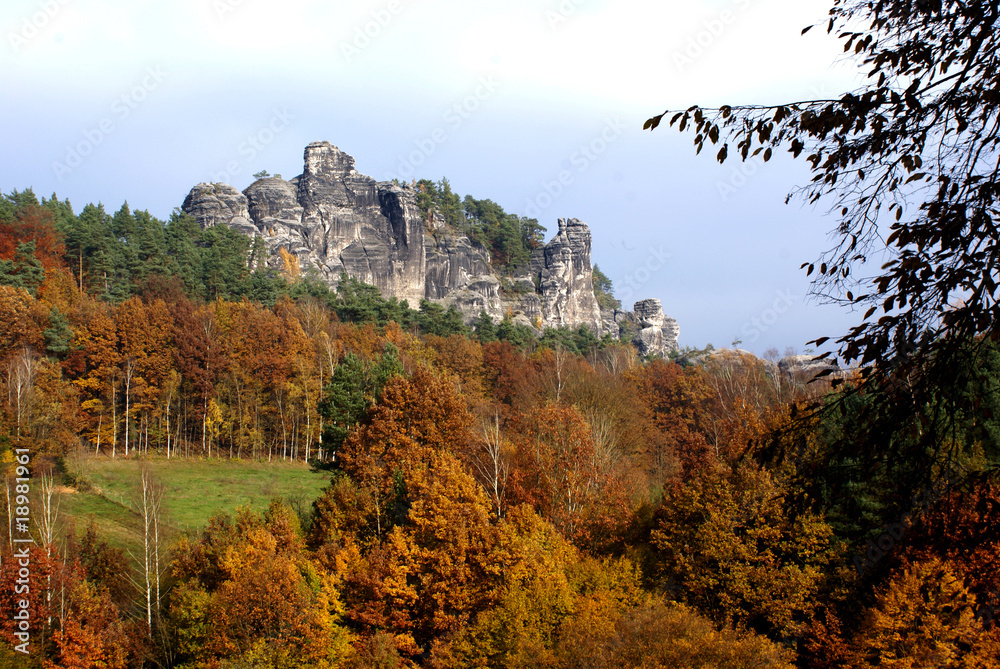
[181, 183, 257, 237]
[521, 218, 602, 333]
[181, 141, 679, 346]
[678, 349, 852, 384]
[778, 354, 843, 382]
[630, 299, 680, 357]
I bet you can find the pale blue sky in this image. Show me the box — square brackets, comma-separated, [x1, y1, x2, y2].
[2, 0, 863, 355]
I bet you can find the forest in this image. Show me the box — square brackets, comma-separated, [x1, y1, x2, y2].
[1, 183, 999, 669]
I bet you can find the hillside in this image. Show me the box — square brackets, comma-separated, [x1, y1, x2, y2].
[0, 183, 998, 668]
[59, 455, 330, 554]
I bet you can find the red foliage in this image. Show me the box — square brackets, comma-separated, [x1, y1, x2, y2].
[0, 204, 66, 271]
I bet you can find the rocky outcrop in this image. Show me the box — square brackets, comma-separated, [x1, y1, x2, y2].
[184, 142, 429, 303]
[678, 349, 852, 384]
[523, 218, 602, 332]
[181, 183, 257, 237]
[630, 299, 680, 357]
[778, 354, 845, 382]
[181, 141, 680, 346]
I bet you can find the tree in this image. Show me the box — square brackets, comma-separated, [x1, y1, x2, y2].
[510, 403, 628, 545]
[127, 462, 167, 635]
[649, 460, 841, 641]
[43, 307, 73, 357]
[472, 310, 497, 343]
[592, 264, 620, 311]
[73, 307, 122, 455]
[169, 503, 351, 668]
[4, 347, 40, 441]
[47, 579, 131, 669]
[428, 504, 578, 669]
[345, 451, 501, 655]
[816, 558, 1000, 668]
[646, 0, 1000, 511]
[319, 345, 403, 455]
[0, 242, 46, 296]
[337, 366, 474, 537]
[555, 599, 795, 669]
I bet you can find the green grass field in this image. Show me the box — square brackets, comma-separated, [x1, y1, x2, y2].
[58, 453, 332, 553]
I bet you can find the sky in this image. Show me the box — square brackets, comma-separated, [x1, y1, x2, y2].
[1, 0, 866, 356]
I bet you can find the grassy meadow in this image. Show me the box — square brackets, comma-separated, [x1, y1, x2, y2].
[57, 452, 332, 553]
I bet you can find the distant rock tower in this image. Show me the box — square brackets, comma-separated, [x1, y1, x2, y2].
[631, 299, 680, 357]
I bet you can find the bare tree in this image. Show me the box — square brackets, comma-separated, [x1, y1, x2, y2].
[471, 411, 510, 517]
[123, 357, 135, 457]
[37, 469, 61, 550]
[552, 346, 568, 402]
[5, 348, 39, 440]
[599, 343, 638, 377]
[127, 462, 167, 635]
[162, 370, 180, 459]
[587, 409, 622, 481]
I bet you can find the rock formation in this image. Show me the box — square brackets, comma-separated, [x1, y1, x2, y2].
[677, 348, 852, 384]
[631, 299, 680, 357]
[182, 141, 679, 350]
[777, 354, 845, 382]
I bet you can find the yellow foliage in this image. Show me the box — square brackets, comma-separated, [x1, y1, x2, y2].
[849, 558, 1000, 668]
[279, 247, 301, 282]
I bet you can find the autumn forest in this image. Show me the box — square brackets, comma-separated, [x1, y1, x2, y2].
[1, 187, 1000, 668]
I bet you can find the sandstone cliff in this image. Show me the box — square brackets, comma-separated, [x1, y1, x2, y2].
[181, 141, 679, 352]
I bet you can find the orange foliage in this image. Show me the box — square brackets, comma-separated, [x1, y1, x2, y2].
[0, 285, 45, 356]
[0, 204, 65, 270]
[345, 451, 501, 656]
[807, 558, 1000, 668]
[338, 366, 475, 507]
[481, 341, 543, 416]
[337, 321, 389, 362]
[896, 474, 1000, 617]
[46, 579, 133, 669]
[425, 334, 485, 398]
[510, 403, 632, 547]
[628, 359, 718, 480]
